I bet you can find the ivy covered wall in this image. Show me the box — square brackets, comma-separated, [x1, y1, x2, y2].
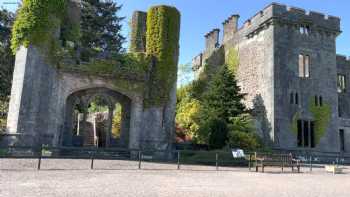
[145, 6, 181, 106]
[10, 1, 181, 107]
[290, 98, 332, 146]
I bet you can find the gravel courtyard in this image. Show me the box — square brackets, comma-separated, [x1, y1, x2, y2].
[1, 159, 350, 197]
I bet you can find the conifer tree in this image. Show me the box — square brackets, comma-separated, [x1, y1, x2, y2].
[80, 0, 125, 60]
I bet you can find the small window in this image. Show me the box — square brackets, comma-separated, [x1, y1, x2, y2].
[337, 74, 346, 93]
[298, 54, 310, 78]
[295, 93, 299, 105]
[340, 129, 345, 152]
[314, 96, 318, 106]
[319, 96, 323, 106]
[299, 25, 311, 35]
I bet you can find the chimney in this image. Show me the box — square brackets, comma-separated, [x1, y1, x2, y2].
[205, 29, 220, 52]
[222, 15, 239, 43]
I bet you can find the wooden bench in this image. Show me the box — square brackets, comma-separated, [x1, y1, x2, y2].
[254, 152, 300, 173]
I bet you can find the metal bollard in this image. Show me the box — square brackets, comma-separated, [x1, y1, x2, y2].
[216, 153, 219, 171]
[37, 156, 42, 170]
[138, 151, 142, 170]
[37, 145, 42, 170]
[309, 156, 313, 172]
[90, 154, 94, 170]
[177, 151, 181, 170]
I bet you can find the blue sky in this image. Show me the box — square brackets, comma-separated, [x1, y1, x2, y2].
[1, 0, 349, 65]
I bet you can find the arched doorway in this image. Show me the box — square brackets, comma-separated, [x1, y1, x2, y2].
[63, 88, 131, 148]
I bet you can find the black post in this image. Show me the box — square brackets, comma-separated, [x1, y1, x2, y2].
[138, 151, 142, 170]
[37, 145, 42, 170]
[90, 151, 94, 170]
[177, 151, 180, 170]
[216, 153, 219, 171]
[309, 155, 313, 172]
[249, 154, 252, 171]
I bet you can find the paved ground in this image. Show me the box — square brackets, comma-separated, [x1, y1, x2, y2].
[1, 159, 350, 197]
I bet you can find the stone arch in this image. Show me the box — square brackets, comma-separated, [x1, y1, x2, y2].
[62, 87, 132, 148]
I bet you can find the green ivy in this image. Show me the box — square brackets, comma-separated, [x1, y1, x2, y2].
[291, 112, 300, 135]
[290, 100, 332, 146]
[226, 47, 239, 74]
[11, 0, 67, 53]
[309, 99, 331, 145]
[146, 5, 180, 106]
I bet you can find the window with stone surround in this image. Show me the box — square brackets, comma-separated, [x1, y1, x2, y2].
[290, 92, 299, 105]
[314, 95, 323, 107]
[299, 24, 310, 35]
[337, 74, 346, 93]
[299, 54, 310, 78]
[297, 120, 315, 148]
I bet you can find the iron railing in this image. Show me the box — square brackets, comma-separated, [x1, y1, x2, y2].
[0, 145, 349, 171]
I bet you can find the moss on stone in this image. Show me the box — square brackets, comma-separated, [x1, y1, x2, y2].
[309, 99, 331, 145]
[291, 112, 300, 135]
[226, 47, 239, 74]
[145, 5, 181, 106]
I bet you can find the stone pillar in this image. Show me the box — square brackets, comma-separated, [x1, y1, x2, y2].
[128, 97, 143, 150]
[129, 11, 147, 52]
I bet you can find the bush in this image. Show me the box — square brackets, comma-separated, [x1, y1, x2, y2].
[226, 114, 263, 151]
[203, 118, 228, 150]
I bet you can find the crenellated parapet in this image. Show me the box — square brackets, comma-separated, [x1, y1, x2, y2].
[222, 14, 240, 43]
[337, 55, 350, 67]
[205, 28, 220, 52]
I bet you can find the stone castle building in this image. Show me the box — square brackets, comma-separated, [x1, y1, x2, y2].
[192, 3, 350, 153]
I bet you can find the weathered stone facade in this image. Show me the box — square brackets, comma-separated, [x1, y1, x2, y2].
[193, 3, 350, 153]
[1, 3, 180, 153]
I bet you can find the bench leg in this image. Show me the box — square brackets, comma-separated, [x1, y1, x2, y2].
[292, 166, 294, 172]
[297, 166, 300, 173]
[282, 165, 284, 172]
[262, 165, 264, 173]
[256, 166, 258, 172]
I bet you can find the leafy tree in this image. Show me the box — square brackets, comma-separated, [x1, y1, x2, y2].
[80, 0, 125, 60]
[0, 9, 15, 99]
[176, 96, 201, 140]
[112, 103, 122, 139]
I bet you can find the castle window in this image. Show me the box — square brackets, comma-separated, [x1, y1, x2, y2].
[297, 120, 315, 148]
[315, 96, 323, 106]
[298, 54, 310, 78]
[337, 74, 346, 93]
[290, 92, 299, 105]
[299, 24, 310, 35]
[340, 129, 345, 152]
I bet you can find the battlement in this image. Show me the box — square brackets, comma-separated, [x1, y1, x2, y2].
[337, 55, 350, 65]
[205, 28, 220, 52]
[237, 2, 341, 35]
[223, 15, 239, 43]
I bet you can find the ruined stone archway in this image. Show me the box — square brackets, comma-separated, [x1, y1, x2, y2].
[63, 87, 132, 148]
[1, 2, 180, 153]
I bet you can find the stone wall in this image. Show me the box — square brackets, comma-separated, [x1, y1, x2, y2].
[193, 2, 346, 153]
